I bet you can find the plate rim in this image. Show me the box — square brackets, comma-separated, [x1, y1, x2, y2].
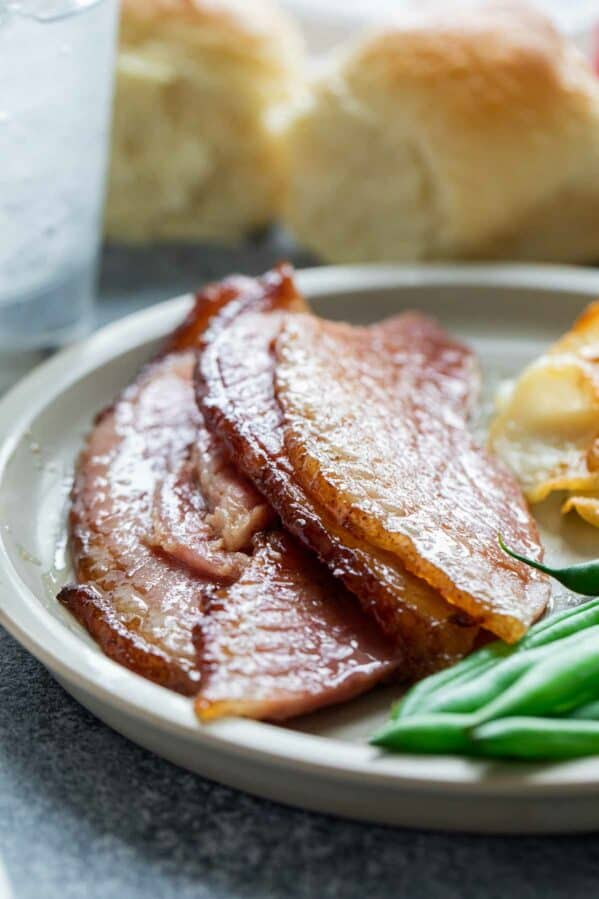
[3, 262, 599, 800]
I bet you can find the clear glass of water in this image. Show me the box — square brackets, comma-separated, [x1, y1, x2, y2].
[0, 0, 118, 389]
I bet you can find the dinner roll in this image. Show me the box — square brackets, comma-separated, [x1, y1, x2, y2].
[283, 1, 599, 263]
[105, 0, 302, 242]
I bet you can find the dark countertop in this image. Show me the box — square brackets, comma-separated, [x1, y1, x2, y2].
[2, 242, 599, 899]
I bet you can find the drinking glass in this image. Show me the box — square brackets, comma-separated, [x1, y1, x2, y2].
[0, 0, 118, 389]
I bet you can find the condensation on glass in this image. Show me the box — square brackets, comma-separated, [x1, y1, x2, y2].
[0, 0, 118, 389]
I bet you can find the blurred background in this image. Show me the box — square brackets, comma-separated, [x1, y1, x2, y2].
[98, 0, 599, 322]
[1, 0, 599, 391]
[282, 0, 599, 53]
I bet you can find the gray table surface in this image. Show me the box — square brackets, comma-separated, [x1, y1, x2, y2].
[2, 242, 599, 899]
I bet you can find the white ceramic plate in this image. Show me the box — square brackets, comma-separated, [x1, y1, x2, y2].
[3, 264, 599, 834]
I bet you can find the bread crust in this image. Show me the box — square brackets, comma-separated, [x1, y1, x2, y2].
[120, 0, 300, 73]
[106, 0, 303, 242]
[284, 0, 599, 263]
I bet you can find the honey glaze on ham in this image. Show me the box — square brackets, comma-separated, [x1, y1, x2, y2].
[197, 310, 480, 676]
[274, 315, 550, 642]
[194, 531, 398, 721]
[60, 352, 207, 694]
[59, 267, 399, 719]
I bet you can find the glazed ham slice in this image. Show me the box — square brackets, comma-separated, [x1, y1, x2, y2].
[149, 451, 253, 582]
[149, 430, 274, 581]
[194, 429, 274, 553]
[274, 314, 550, 641]
[59, 352, 210, 695]
[194, 530, 398, 721]
[197, 305, 480, 677]
[59, 269, 399, 719]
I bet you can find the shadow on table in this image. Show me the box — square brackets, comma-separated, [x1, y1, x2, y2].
[97, 235, 316, 327]
[1, 629, 598, 899]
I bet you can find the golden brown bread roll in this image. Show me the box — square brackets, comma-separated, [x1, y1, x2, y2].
[283, 0, 599, 264]
[105, 0, 302, 242]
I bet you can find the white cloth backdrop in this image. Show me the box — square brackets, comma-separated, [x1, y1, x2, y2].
[281, 0, 599, 57]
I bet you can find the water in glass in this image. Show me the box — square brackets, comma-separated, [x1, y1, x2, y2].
[0, 0, 117, 388]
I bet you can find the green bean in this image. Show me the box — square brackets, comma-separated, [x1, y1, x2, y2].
[396, 598, 599, 719]
[373, 714, 599, 759]
[408, 624, 599, 716]
[519, 598, 599, 649]
[373, 597, 599, 759]
[472, 717, 599, 760]
[474, 631, 599, 724]
[569, 700, 599, 720]
[499, 535, 599, 596]
[395, 650, 509, 719]
[412, 650, 536, 715]
[370, 713, 475, 755]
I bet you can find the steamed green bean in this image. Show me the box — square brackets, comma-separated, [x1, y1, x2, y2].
[473, 717, 599, 760]
[474, 632, 599, 723]
[499, 536, 599, 597]
[374, 599, 599, 761]
[396, 598, 599, 719]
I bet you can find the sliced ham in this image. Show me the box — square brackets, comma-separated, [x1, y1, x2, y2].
[60, 352, 207, 695]
[194, 429, 275, 553]
[148, 451, 249, 581]
[194, 531, 398, 721]
[59, 268, 399, 719]
[197, 309, 480, 676]
[274, 314, 550, 641]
